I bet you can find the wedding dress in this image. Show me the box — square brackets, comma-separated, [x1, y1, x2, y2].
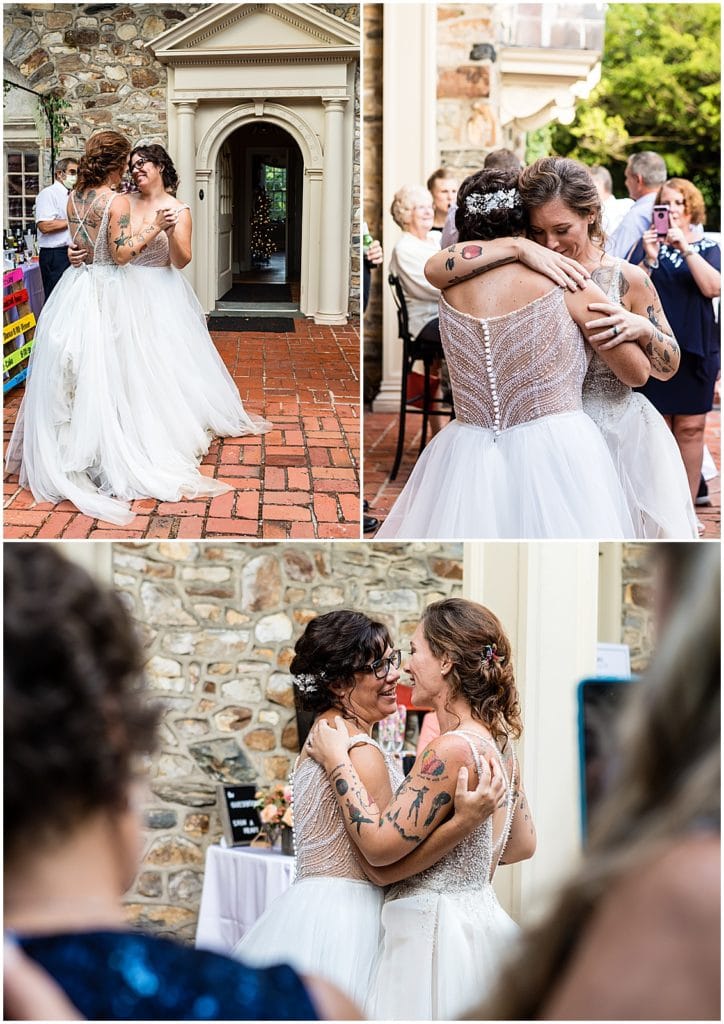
[582, 259, 698, 538]
[367, 730, 519, 1021]
[376, 287, 635, 538]
[233, 735, 404, 1006]
[5, 192, 270, 525]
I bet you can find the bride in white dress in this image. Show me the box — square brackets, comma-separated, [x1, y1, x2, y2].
[308, 598, 536, 1019]
[233, 610, 502, 1008]
[5, 131, 270, 526]
[426, 157, 697, 538]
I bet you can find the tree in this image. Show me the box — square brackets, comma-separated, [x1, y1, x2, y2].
[550, 4, 721, 228]
[249, 186, 275, 266]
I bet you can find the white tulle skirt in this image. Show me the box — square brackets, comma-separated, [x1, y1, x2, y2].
[376, 411, 635, 539]
[233, 876, 383, 1008]
[5, 262, 271, 525]
[367, 885, 519, 1020]
[583, 390, 698, 539]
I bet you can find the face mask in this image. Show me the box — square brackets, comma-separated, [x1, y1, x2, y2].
[63, 173, 77, 190]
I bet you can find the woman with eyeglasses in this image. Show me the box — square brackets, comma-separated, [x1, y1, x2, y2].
[306, 598, 536, 1020]
[6, 132, 271, 527]
[233, 609, 504, 1008]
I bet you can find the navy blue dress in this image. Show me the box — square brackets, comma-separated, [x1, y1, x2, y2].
[629, 237, 720, 415]
[17, 930, 318, 1020]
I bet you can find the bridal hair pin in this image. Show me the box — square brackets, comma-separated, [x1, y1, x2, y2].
[482, 643, 504, 667]
[294, 673, 321, 694]
[465, 189, 522, 215]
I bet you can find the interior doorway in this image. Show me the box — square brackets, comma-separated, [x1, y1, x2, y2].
[215, 121, 303, 312]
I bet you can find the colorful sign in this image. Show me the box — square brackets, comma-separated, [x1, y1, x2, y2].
[3, 339, 34, 373]
[3, 288, 29, 312]
[3, 313, 36, 344]
[3, 268, 23, 287]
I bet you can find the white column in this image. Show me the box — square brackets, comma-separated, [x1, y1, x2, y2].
[463, 541, 599, 924]
[174, 100, 198, 287]
[374, 2, 438, 410]
[316, 97, 349, 325]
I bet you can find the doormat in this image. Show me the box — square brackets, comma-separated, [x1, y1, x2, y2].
[220, 283, 293, 302]
[207, 316, 296, 333]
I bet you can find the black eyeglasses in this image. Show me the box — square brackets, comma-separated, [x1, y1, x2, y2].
[130, 158, 152, 173]
[362, 649, 402, 679]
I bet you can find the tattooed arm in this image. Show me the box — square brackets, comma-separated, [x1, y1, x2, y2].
[107, 195, 166, 266]
[308, 720, 484, 866]
[564, 282, 651, 387]
[424, 237, 590, 292]
[612, 264, 681, 380]
[361, 761, 505, 884]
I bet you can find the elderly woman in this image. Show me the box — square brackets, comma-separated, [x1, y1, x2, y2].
[389, 184, 442, 344]
[425, 157, 698, 539]
[631, 178, 721, 513]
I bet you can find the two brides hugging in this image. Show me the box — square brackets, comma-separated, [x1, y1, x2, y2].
[233, 599, 536, 1020]
[5, 130, 271, 526]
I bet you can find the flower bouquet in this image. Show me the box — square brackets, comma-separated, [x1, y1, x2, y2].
[253, 782, 294, 854]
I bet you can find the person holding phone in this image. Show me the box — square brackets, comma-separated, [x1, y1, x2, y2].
[630, 178, 721, 520]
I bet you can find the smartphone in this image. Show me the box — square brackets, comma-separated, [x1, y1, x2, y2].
[652, 204, 670, 238]
[577, 677, 636, 841]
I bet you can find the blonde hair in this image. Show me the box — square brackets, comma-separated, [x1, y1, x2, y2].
[390, 184, 433, 230]
[473, 544, 720, 1020]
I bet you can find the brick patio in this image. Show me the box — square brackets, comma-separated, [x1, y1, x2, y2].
[4, 321, 361, 540]
[364, 405, 721, 540]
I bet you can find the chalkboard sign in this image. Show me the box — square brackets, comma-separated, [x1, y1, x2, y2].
[218, 784, 261, 846]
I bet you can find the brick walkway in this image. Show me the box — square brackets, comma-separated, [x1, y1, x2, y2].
[4, 322, 361, 539]
[364, 405, 721, 540]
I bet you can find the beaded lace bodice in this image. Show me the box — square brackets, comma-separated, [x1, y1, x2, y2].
[293, 735, 405, 882]
[70, 193, 116, 266]
[582, 259, 630, 409]
[387, 731, 516, 898]
[439, 287, 587, 434]
[132, 206, 189, 267]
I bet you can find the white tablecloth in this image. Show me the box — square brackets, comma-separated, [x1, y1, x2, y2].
[195, 844, 295, 955]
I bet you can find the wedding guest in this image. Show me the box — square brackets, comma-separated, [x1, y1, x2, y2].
[35, 156, 78, 298]
[589, 165, 633, 236]
[389, 184, 441, 344]
[427, 168, 460, 233]
[607, 151, 667, 259]
[474, 543, 720, 1021]
[3, 543, 355, 1021]
[630, 177, 721, 515]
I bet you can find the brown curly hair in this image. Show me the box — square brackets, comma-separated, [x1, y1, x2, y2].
[421, 598, 522, 745]
[129, 144, 180, 196]
[655, 177, 707, 226]
[518, 156, 605, 246]
[76, 130, 131, 192]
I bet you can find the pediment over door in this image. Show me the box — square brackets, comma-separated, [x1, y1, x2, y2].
[149, 2, 359, 63]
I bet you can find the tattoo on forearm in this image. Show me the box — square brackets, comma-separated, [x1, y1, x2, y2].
[346, 801, 374, 834]
[461, 244, 483, 260]
[386, 807, 421, 843]
[407, 784, 429, 825]
[423, 791, 452, 827]
[335, 778, 349, 796]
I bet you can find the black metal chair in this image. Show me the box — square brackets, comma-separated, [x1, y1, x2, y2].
[388, 272, 454, 480]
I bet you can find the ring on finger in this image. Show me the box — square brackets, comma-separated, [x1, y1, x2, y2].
[612, 325, 619, 337]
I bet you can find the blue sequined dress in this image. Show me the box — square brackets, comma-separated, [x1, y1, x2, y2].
[17, 929, 317, 1020]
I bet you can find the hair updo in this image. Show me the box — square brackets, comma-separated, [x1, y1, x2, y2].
[290, 610, 391, 715]
[421, 598, 522, 745]
[4, 544, 160, 867]
[129, 143, 180, 196]
[455, 168, 526, 242]
[518, 156, 604, 244]
[76, 131, 131, 192]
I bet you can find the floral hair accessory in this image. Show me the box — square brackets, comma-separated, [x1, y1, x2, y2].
[294, 672, 321, 694]
[482, 643, 504, 667]
[465, 189, 522, 216]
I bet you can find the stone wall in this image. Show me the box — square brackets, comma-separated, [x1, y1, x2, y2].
[362, 2, 383, 403]
[113, 539, 462, 940]
[621, 543, 656, 673]
[436, 4, 502, 178]
[3, 4, 204, 164]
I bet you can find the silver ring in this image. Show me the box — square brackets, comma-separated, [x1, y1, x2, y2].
[612, 325, 619, 337]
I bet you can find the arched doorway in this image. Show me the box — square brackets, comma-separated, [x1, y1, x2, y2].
[215, 121, 303, 313]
